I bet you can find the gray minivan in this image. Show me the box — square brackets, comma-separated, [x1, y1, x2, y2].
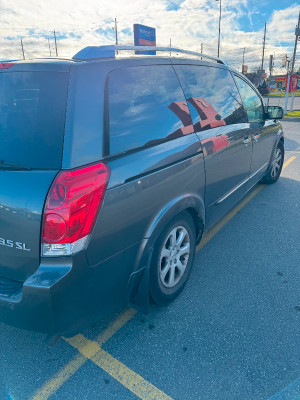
[0, 46, 284, 336]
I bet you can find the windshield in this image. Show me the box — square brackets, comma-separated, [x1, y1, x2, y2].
[0, 71, 69, 169]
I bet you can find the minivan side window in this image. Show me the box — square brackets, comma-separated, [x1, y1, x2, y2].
[173, 65, 247, 132]
[233, 75, 264, 123]
[108, 66, 194, 155]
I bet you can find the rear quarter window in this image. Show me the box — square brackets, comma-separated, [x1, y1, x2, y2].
[108, 65, 194, 155]
[0, 71, 69, 170]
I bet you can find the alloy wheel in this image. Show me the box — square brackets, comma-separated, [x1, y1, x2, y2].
[271, 148, 282, 178]
[159, 226, 190, 288]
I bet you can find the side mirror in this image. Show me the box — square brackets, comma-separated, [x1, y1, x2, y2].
[266, 106, 284, 120]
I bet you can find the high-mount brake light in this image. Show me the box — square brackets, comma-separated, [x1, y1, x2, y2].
[0, 63, 15, 69]
[42, 163, 110, 256]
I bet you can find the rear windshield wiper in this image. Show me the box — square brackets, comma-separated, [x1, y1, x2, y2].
[0, 160, 32, 170]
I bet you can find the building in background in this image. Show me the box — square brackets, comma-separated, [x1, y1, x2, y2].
[244, 70, 300, 92]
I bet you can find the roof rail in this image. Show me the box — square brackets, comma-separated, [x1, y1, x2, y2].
[72, 45, 224, 65]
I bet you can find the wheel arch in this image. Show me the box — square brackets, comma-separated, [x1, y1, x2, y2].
[145, 194, 204, 241]
[276, 129, 284, 146]
[124, 194, 205, 311]
[267, 130, 284, 169]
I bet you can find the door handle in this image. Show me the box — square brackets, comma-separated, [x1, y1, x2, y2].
[253, 134, 260, 142]
[242, 137, 251, 145]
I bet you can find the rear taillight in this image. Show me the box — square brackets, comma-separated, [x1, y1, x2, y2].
[42, 162, 110, 256]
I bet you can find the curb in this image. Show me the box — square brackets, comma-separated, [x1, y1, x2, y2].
[283, 117, 300, 122]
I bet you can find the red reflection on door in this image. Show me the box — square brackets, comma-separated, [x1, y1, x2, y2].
[167, 101, 194, 139]
[188, 97, 226, 131]
[201, 135, 229, 155]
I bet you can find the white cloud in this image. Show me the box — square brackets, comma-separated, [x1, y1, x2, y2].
[0, 0, 299, 74]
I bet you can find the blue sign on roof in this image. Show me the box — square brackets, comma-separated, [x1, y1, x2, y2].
[133, 24, 156, 55]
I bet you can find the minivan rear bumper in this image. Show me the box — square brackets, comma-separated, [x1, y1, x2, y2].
[0, 261, 70, 334]
[0, 243, 140, 336]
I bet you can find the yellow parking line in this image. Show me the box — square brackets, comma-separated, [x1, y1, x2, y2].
[30, 309, 136, 400]
[66, 335, 173, 400]
[64, 308, 137, 350]
[95, 349, 172, 400]
[31, 156, 296, 400]
[96, 308, 137, 346]
[30, 353, 86, 400]
[196, 155, 296, 252]
[283, 156, 296, 169]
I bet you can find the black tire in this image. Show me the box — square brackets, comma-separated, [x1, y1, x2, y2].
[261, 141, 284, 184]
[149, 211, 196, 305]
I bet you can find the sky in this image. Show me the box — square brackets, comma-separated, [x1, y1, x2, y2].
[1, 0, 300, 74]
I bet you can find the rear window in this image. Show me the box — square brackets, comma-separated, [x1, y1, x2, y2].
[0, 71, 69, 169]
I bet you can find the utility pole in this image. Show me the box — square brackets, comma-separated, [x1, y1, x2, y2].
[291, 11, 300, 73]
[290, 11, 300, 112]
[284, 74, 291, 115]
[114, 18, 118, 45]
[216, 0, 222, 58]
[242, 47, 245, 73]
[54, 30, 58, 57]
[48, 38, 52, 57]
[20, 39, 25, 60]
[267, 54, 273, 107]
[261, 22, 266, 72]
[286, 58, 291, 73]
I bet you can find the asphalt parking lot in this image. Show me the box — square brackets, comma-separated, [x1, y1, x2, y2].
[0, 118, 299, 400]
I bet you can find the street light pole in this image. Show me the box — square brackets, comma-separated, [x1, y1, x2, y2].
[53, 30, 58, 57]
[290, 11, 300, 112]
[111, 17, 118, 54]
[114, 17, 118, 46]
[261, 22, 267, 71]
[20, 39, 25, 60]
[216, 0, 221, 58]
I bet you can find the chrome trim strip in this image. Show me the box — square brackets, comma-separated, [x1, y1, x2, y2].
[216, 177, 248, 205]
[249, 162, 268, 180]
[216, 163, 268, 205]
